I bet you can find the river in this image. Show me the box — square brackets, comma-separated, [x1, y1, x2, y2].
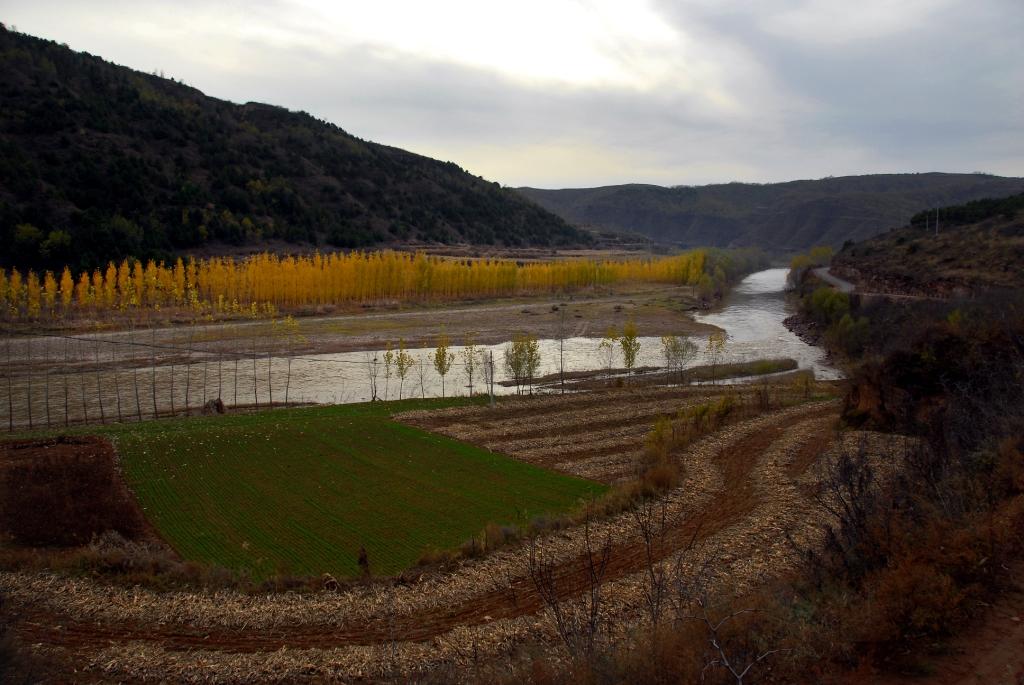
[694, 267, 840, 381]
[1, 268, 838, 427]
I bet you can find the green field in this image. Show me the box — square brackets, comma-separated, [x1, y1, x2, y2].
[90, 399, 603, 578]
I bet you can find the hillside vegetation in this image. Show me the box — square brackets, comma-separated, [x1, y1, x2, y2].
[518, 174, 1024, 251]
[832, 192, 1024, 295]
[0, 26, 587, 273]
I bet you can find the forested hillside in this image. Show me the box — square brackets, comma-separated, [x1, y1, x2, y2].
[0, 26, 587, 272]
[832, 192, 1024, 296]
[518, 173, 1024, 251]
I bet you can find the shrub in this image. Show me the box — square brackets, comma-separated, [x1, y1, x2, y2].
[826, 313, 870, 356]
[803, 286, 850, 326]
[483, 522, 520, 551]
[866, 559, 964, 642]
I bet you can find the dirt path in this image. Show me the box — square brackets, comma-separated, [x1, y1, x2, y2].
[815, 266, 949, 302]
[0, 394, 893, 682]
[866, 562, 1024, 685]
[814, 267, 856, 294]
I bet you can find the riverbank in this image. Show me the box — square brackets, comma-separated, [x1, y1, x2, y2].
[1, 269, 841, 429]
[782, 306, 845, 374]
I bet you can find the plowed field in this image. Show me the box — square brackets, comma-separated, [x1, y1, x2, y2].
[0, 383, 908, 683]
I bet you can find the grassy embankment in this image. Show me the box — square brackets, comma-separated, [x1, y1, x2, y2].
[16, 398, 605, 579]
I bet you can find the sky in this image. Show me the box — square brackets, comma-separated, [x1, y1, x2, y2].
[5, 0, 1023, 188]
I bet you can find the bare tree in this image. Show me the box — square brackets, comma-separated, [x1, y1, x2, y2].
[416, 356, 426, 399]
[527, 516, 611, 660]
[668, 547, 786, 685]
[633, 499, 671, 631]
[690, 599, 786, 684]
[706, 332, 727, 385]
[382, 341, 394, 401]
[810, 436, 878, 577]
[598, 326, 618, 372]
[482, 350, 496, 407]
[662, 334, 698, 383]
[461, 334, 480, 396]
[503, 333, 541, 395]
[365, 352, 380, 401]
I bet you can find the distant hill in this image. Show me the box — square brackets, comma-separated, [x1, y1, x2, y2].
[518, 174, 1024, 252]
[0, 27, 587, 272]
[832, 192, 1024, 296]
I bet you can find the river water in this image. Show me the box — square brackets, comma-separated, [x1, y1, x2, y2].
[694, 268, 840, 381]
[1, 268, 838, 427]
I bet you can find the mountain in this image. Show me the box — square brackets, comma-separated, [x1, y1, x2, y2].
[831, 192, 1024, 296]
[517, 174, 1024, 252]
[0, 26, 588, 272]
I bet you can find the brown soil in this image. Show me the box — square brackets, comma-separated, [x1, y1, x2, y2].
[0, 435, 151, 547]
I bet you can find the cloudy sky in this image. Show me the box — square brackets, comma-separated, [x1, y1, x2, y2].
[5, 1, 1023, 187]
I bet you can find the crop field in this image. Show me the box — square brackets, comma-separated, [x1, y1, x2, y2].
[2, 382, 878, 683]
[89, 399, 604, 579]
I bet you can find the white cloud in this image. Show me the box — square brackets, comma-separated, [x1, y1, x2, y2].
[4, 0, 1022, 186]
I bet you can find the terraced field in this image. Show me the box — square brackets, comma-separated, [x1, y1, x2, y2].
[400, 385, 792, 483]
[92, 399, 606, 578]
[0, 380, 909, 683]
